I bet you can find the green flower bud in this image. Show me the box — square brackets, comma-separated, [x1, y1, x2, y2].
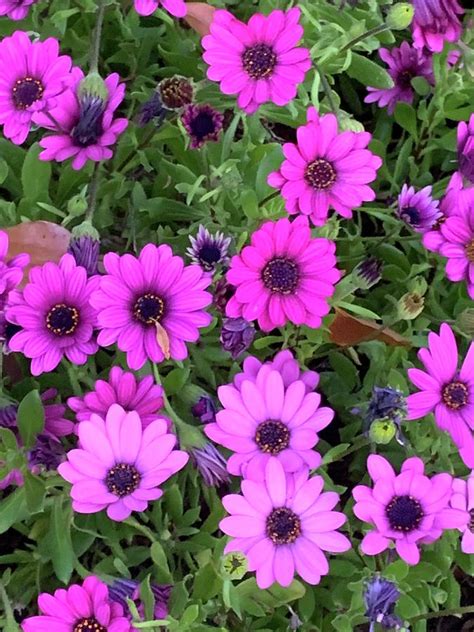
[398, 292, 424, 320]
[407, 276, 427, 296]
[352, 258, 383, 290]
[67, 194, 88, 217]
[77, 72, 108, 102]
[71, 221, 100, 241]
[369, 418, 396, 444]
[338, 114, 365, 133]
[221, 552, 248, 580]
[457, 308, 474, 337]
[386, 3, 414, 30]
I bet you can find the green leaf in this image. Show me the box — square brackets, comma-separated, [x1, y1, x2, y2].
[394, 102, 418, 140]
[16, 390, 44, 449]
[347, 53, 394, 89]
[0, 487, 29, 535]
[150, 542, 173, 583]
[0, 428, 19, 452]
[21, 143, 51, 202]
[51, 497, 75, 583]
[24, 471, 45, 514]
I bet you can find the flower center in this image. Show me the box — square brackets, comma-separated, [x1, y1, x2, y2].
[266, 507, 301, 544]
[262, 257, 299, 294]
[133, 293, 165, 325]
[465, 239, 474, 263]
[46, 304, 80, 336]
[304, 159, 337, 190]
[12, 77, 44, 109]
[401, 206, 421, 226]
[73, 618, 106, 632]
[242, 43, 277, 80]
[442, 381, 469, 410]
[398, 70, 414, 90]
[189, 111, 216, 142]
[255, 420, 290, 455]
[105, 463, 141, 497]
[198, 243, 222, 269]
[72, 96, 105, 147]
[385, 495, 424, 532]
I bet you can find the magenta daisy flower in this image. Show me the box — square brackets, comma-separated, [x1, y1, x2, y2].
[267, 107, 382, 226]
[365, 42, 434, 114]
[438, 200, 474, 299]
[6, 254, 99, 376]
[221, 458, 351, 588]
[450, 473, 474, 553]
[226, 216, 341, 332]
[0, 0, 38, 21]
[68, 366, 167, 429]
[181, 104, 224, 149]
[457, 113, 474, 184]
[0, 229, 29, 306]
[353, 455, 468, 565]
[35, 67, 128, 171]
[407, 323, 474, 468]
[58, 404, 189, 521]
[21, 575, 130, 632]
[202, 8, 311, 115]
[397, 184, 441, 232]
[0, 31, 72, 145]
[412, 0, 464, 53]
[233, 350, 319, 394]
[206, 364, 333, 479]
[134, 0, 187, 17]
[91, 243, 212, 370]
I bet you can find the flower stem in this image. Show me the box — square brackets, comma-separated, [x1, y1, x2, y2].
[340, 24, 390, 53]
[409, 606, 474, 623]
[86, 163, 101, 222]
[90, 0, 107, 73]
[313, 63, 338, 118]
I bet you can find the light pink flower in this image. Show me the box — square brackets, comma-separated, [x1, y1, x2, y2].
[450, 473, 474, 553]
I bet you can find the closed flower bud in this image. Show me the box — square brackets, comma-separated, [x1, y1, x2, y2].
[369, 418, 397, 444]
[77, 71, 108, 102]
[220, 317, 255, 359]
[221, 552, 248, 580]
[353, 258, 383, 290]
[68, 223, 100, 276]
[386, 3, 414, 30]
[398, 292, 424, 320]
[158, 76, 194, 110]
[67, 194, 88, 217]
[338, 114, 365, 133]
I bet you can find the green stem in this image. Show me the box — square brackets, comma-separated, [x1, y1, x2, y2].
[86, 162, 100, 222]
[124, 517, 158, 543]
[66, 363, 82, 396]
[259, 190, 280, 207]
[114, 126, 157, 174]
[90, 0, 106, 72]
[323, 435, 369, 465]
[409, 605, 474, 623]
[313, 63, 338, 117]
[340, 23, 390, 53]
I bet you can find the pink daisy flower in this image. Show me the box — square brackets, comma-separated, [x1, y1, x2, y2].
[202, 8, 311, 115]
[0, 31, 72, 145]
[0, 229, 29, 304]
[21, 575, 130, 632]
[457, 113, 474, 184]
[6, 254, 99, 376]
[68, 366, 168, 429]
[438, 199, 474, 299]
[134, 0, 187, 17]
[412, 0, 464, 53]
[90, 243, 212, 371]
[450, 473, 474, 554]
[221, 458, 351, 588]
[226, 216, 341, 332]
[407, 323, 474, 467]
[233, 349, 319, 394]
[0, 0, 38, 21]
[267, 107, 382, 226]
[35, 67, 128, 171]
[58, 404, 189, 521]
[353, 454, 468, 565]
[205, 364, 333, 479]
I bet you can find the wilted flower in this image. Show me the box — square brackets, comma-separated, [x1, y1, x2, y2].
[365, 386, 407, 427]
[138, 91, 167, 127]
[353, 258, 383, 289]
[181, 103, 224, 149]
[213, 276, 235, 315]
[364, 575, 404, 631]
[159, 76, 194, 110]
[28, 434, 66, 472]
[187, 225, 231, 273]
[190, 443, 230, 486]
[191, 395, 216, 424]
[108, 577, 172, 625]
[220, 317, 255, 359]
[398, 292, 425, 320]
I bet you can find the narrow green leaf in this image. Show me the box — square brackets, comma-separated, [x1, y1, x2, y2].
[24, 471, 46, 514]
[347, 53, 394, 89]
[51, 497, 75, 583]
[16, 390, 44, 449]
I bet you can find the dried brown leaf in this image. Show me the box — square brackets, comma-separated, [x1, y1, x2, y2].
[329, 308, 411, 347]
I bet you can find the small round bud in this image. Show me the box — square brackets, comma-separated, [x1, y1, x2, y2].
[369, 418, 396, 444]
[386, 3, 414, 30]
[67, 194, 88, 217]
[71, 221, 100, 241]
[77, 71, 108, 102]
[221, 552, 248, 580]
[338, 114, 365, 133]
[398, 292, 424, 320]
[353, 258, 383, 290]
[158, 76, 194, 110]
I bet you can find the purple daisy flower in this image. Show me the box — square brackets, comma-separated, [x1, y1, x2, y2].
[457, 113, 474, 184]
[0, 0, 38, 21]
[397, 184, 441, 232]
[0, 31, 72, 145]
[90, 243, 213, 371]
[438, 199, 474, 299]
[205, 363, 333, 479]
[58, 404, 189, 521]
[6, 254, 99, 376]
[181, 104, 224, 149]
[412, 0, 464, 53]
[365, 42, 434, 115]
[186, 225, 231, 273]
[35, 67, 128, 171]
[450, 473, 474, 554]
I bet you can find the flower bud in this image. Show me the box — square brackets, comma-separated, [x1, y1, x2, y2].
[220, 318, 255, 359]
[221, 552, 248, 580]
[71, 220, 100, 241]
[353, 258, 383, 290]
[158, 76, 194, 111]
[386, 3, 414, 30]
[67, 194, 88, 217]
[77, 71, 108, 102]
[369, 418, 397, 444]
[398, 292, 424, 320]
[338, 114, 365, 133]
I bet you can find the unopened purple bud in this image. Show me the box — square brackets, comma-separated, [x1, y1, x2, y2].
[191, 396, 216, 424]
[28, 435, 66, 472]
[220, 317, 255, 359]
[68, 235, 100, 276]
[190, 443, 230, 487]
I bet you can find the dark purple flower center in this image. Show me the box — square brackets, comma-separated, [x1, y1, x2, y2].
[72, 96, 105, 147]
[73, 618, 106, 632]
[198, 243, 223, 270]
[304, 159, 337, 190]
[242, 43, 277, 80]
[266, 507, 301, 544]
[385, 495, 424, 532]
[12, 77, 44, 109]
[401, 206, 422, 226]
[106, 463, 141, 497]
[189, 111, 217, 142]
[133, 293, 165, 325]
[397, 70, 414, 90]
[442, 381, 469, 410]
[46, 304, 80, 336]
[465, 239, 474, 263]
[255, 420, 290, 455]
[262, 257, 299, 294]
